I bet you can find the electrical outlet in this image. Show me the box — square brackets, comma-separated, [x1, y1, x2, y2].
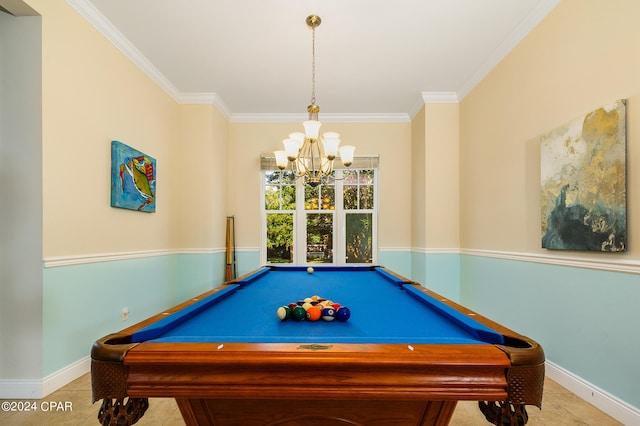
[121, 307, 129, 321]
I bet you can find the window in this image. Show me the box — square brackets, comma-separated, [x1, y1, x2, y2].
[343, 170, 375, 264]
[262, 166, 378, 265]
[264, 171, 295, 263]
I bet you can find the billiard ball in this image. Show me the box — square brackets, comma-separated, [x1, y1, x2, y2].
[291, 306, 307, 321]
[276, 306, 291, 321]
[306, 306, 322, 321]
[321, 307, 335, 321]
[307, 267, 314, 274]
[336, 306, 351, 322]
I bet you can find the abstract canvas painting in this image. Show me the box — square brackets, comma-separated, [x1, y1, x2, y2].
[111, 140, 156, 212]
[541, 100, 626, 251]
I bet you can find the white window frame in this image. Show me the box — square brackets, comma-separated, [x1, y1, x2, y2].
[261, 167, 378, 266]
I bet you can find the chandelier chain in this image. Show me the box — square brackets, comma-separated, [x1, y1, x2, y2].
[311, 25, 316, 106]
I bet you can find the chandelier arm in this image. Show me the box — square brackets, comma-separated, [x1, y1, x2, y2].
[309, 140, 318, 177]
[317, 137, 334, 177]
[289, 160, 305, 178]
[291, 157, 306, 177]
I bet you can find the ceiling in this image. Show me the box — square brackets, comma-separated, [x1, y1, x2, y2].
[70, 0, 558, 119]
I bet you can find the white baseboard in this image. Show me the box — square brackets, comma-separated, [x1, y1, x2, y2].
[546, 360, 640, 425]
[42, 356, 91, 397]
[0, 356, 90, 399]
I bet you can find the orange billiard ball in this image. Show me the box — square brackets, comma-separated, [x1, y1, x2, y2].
[306, 306, 322, 321]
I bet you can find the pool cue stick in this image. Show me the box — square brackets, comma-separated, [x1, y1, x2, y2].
[225, 216, 233, 281]
[231, 216, 237, 279]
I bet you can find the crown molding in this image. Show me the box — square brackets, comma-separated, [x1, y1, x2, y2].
[66, 0, 409, 123]
[409, 92, 460, 120]
[421, 92, 460, 104]
[176, 92, 232, 120]
[65, 0, 233, 118]
[66, 0, 559, 121]
[65, 0, 181, 100]
[230, 112, 410, 123]
[456, 0, 560, 100]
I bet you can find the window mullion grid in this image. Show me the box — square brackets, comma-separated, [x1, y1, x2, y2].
[334, 170, 345, 265]
[295, 178, 306, 264]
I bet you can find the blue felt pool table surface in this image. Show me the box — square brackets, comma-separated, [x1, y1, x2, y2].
[132, 266, 505, 345]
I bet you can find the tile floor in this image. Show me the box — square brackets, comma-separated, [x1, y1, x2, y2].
[0, 374, 622, 425]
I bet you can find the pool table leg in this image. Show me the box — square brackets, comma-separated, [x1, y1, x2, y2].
[478, 401, 529, 426]
[96, 397, 149, 426]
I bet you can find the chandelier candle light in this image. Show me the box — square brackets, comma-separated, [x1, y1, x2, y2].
[274, 15, 355, 188]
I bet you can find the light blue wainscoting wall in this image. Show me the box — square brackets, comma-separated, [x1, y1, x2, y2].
[233, 249, 261, 278]
[43, 251, 226, 377]
[378, 249, 412, 280]
[460, 253, 640, 412]
[410, 250, 461, 302]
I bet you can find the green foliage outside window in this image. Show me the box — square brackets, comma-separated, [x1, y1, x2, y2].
[266, 213, 293, 263]
[346, 213, 373, 263]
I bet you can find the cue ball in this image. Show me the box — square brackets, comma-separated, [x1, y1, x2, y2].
[307, 267, 314, 274]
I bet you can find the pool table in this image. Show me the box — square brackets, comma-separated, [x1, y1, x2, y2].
[91, 266, 544, 425]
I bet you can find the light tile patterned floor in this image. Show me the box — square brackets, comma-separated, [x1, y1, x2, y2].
[0, 374, 622, 425]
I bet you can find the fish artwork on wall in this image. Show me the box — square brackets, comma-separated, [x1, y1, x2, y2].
[111, 140, 156, 213]
[540, 99, 626, 252]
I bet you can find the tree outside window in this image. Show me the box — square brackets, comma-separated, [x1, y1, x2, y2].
[263, 169, 376, 265]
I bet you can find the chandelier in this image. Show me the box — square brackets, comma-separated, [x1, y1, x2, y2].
[274, 15, 355, 188]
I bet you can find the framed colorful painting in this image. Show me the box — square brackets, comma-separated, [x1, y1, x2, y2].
[111, 141, 156, 212]
[540, 99, 626, 251]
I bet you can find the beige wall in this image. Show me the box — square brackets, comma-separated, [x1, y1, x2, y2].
[412, 103, 460, 250]
[424, 103, 460, 248]
[30, 0, 225, 258]
[411, 107, 426, 249]
[460, 0, 640, 260]
[228, 121, 412, 252]
[171, 104, 229, 250]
